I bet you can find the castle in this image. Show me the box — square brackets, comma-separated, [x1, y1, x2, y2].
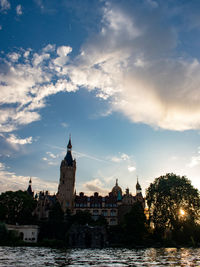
[32, 136, 145, 225]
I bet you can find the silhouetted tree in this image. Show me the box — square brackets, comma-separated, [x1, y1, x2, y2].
[95, 215, 108, 226]
[0, 223, 8, 243]
[0, 190, 37, 224]
[38, 201, 67, 241]
[49, 201, 64, 222]
[71, 210, 94, 225]
[146, 173, 200, 237]
[123, 202, 147, 245]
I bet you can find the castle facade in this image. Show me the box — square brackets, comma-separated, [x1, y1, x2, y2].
[33, 136, 145, 225]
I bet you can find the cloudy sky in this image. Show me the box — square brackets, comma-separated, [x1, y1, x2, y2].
[1, 0, 200, 196]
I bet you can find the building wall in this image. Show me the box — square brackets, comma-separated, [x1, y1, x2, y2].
[57, 160, 76, 212]
[6, 225, 39, 243]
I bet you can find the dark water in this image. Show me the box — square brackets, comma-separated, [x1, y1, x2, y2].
[0, 247, 200, 266]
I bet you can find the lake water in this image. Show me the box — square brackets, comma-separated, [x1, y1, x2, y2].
[0, 247, 200, 266]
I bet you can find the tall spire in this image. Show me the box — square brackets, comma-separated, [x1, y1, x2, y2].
[27, 177, 33, 197]
[116, 178, 118, 186]
[64, 134, 73, 166]
[67, 134, 72, 150]
[136, 175, 142, 193]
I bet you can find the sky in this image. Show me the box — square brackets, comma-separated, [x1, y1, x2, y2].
[1, 0, 200, 196]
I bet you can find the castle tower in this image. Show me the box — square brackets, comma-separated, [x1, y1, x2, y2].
[136, 176, 142, 195]
[27, 177, 34, 197]
[57, 136, 76, 212]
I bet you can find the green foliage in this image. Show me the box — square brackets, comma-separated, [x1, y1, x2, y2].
[122, 202, 147, 245]
[38, 201, 67, 242]
[49, 201, 64, 222]
[146, 173, 200, 236]
[0, 223, 8, 243]
[94, 215, 108, 226]
[0, 190, 37, 224]
[71, 210, 94, 225]
[0, 223, 23, 246]
[107, 225, 124, 246]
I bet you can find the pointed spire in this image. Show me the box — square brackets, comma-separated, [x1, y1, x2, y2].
[27, 177, 34, 197]
[136, 176, 142, 191]
[67, 134, 72, 150]
[116, 178, 118, 186]
[64, 134, 73, 166]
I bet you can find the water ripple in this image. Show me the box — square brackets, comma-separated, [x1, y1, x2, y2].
[0, 247, 200, 266]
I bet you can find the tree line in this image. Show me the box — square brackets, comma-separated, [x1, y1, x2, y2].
[0, 173, 200, 247]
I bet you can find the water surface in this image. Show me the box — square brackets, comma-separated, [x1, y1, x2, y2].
[0, 247, 200, 266]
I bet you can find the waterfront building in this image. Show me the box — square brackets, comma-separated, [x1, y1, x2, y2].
[6, 224, 39, 243]
[57, 136, 76, 212]
[34, 191, 57, 220]
[34, 136, 145, 225]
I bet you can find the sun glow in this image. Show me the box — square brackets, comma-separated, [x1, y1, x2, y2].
[179, 208, 185, 216]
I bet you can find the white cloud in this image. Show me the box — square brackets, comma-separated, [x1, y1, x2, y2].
[0, 133, 33, 151]
[110, 153, 130, 163]
[82, 178, 108, 195]
[128, 166, 136, 172]
[42, 44, 55, 53]
[33, 52, 50, 66]
[41, 151, 61, 166]
[46, 151, 57, 159]
[61, 122, 68, 128]
[2, 2, 200, 133]
[8, 52, 21, 62]
[65, 3, 200, 131]
[108, 152, 136, 173]
[0, 0, 10, 12]
[0, 162, 58, 194]
[6, 134, 32, 145]
[0, 46, 77, 133]
[53, 46, 72, 66]
[16, 4, 22, 15]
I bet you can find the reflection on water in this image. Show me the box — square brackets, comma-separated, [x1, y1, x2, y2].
[0, 247, 200, 266]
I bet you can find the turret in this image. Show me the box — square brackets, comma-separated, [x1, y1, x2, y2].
[27, 178, 34, 197]
[136, 176, 142, 195]
[112, 179, 122, 197]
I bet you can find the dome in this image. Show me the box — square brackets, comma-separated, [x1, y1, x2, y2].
[112, 179, 122, 197]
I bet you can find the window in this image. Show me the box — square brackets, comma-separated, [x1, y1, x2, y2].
[102, 210, 108, 216]
[93, 210, 99, 215]
[110, 210, 117, 216]
[110, 218, 117, 225]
